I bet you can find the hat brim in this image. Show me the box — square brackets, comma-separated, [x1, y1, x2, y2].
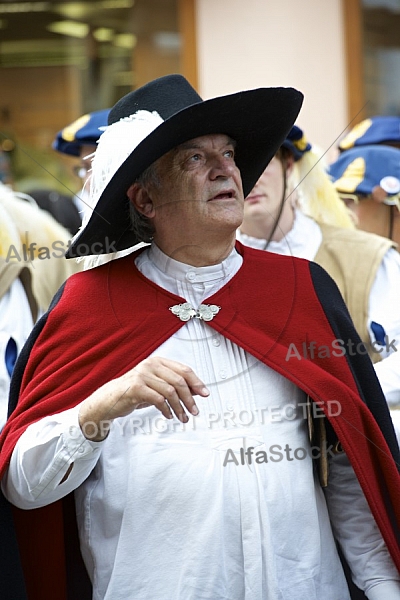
[67, 87, 303, 257]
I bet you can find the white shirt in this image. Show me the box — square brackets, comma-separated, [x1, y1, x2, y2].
[3, 244, 400, 600]
[0, 278, 34, 430]
[238, 210, 400, 441]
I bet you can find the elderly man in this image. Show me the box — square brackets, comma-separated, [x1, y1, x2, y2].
[0, 75, 399, 600]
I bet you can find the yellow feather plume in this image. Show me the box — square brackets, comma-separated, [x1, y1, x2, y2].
[294, 149, 355, 229]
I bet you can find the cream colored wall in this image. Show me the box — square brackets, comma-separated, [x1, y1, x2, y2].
[195, 0, 348, 162]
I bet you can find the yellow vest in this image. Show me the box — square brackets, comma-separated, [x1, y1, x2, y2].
[314, 223, 394, 363]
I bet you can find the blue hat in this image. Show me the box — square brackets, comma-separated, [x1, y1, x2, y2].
[329, 145, 400, 197]
[53, 109, 110, 157]
[338, 116, 400, 151]
[281, 125, 312, 161]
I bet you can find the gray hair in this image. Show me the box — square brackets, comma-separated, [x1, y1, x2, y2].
[128, 161, 160, 242]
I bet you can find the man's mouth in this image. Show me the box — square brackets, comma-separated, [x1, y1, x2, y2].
[210, 190, 235, 201]
[245, 194, 261, 203]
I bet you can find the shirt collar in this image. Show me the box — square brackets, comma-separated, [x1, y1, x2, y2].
[148, 242, 242, 284]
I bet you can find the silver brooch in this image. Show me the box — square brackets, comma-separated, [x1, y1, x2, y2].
[169, 303, 221, 322]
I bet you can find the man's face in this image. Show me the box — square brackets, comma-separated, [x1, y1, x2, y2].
[145, 134, 244, 243]
[74, 144, 96, 180]
[242, 153, 292, 228]
[341, 189, 400, 244]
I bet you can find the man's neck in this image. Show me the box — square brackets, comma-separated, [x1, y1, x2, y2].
[153, 233, 237, 267]
[355, 199, 400, 244]
[240, 208, 295, 242]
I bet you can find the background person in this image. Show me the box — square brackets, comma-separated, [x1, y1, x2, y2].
[0, 182, 82, 311]
[338, 115, 400, 152]
[11, 110, 112, 240]
[0, 204, 39, 600]
[53, 108, 110, 221]
[238, 126, 400, 445]
[329, 144, 400, 245]
[0, 208, 38, 429]
[53, 107, 140, 269]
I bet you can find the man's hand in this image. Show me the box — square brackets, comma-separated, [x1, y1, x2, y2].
[78, 357, 209, 441]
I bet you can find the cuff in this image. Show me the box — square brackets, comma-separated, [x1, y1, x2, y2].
[62, 405, 105, 460]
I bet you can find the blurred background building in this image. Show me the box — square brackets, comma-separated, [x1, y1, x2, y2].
[0, 0, 398, 192]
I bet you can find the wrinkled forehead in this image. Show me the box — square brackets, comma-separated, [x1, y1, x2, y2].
[151, 133, 238, 176]
[175, 133, 237, 152]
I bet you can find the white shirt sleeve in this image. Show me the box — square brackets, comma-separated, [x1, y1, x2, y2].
[369, 248, 400, 406]
[2, 404, 103, 509]
[324, 452, 400, 599]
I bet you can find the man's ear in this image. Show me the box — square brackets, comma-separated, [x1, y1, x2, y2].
[127, 183, 155, 218]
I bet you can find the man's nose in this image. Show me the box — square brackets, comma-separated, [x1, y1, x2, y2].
[209, 155, 236, 178]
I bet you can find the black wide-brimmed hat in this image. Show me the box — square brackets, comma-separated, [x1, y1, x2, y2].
[67, 74, 303, 257]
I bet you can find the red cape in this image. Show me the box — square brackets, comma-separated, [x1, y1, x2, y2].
[1, 243, 399, 598]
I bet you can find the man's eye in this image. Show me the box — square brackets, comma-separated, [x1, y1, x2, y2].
[224, 150, 235, 159]
[189, 154, 202, 162]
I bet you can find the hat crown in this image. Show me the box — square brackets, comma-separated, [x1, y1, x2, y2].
[108, 74, 203, 125]
[339, 115, 400, 150]
[330, 144, 400, 195]
[53, 108, 110, 156]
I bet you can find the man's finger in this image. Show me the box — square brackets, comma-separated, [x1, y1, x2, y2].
[157, 358, 210, 397]
[147, 366, 201, 418]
